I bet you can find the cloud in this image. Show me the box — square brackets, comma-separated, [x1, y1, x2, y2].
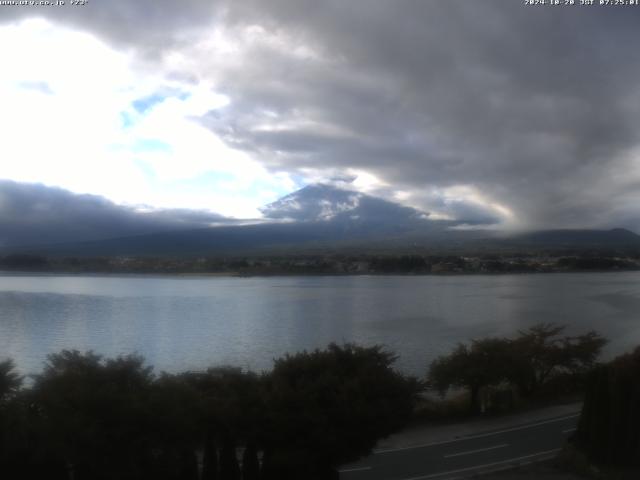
[2, 2, 640, 229]
[0, 180, 242, 247]
[0, 18, 296, 219]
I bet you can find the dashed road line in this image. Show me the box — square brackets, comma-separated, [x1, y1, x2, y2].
[339, 466, 372, 473]
[443, 443, 508, 458]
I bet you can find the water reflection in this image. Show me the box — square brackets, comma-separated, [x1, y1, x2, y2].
[0, 272, 639, 376]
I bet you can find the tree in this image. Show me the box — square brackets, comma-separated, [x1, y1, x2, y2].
[145, 375, 200, 480]
[508, 323, 607, 397]
[184, 367, 264, 480]
[241, 442, 260, 480]
[428, 324, 607, 413]
[0, 359, 26, 479]
[202, 432, 219, 480]
[428, 338, 512, 413]
[0, 359, 22, 403]
[262, 343, 421, 479]
[31, 350, 156, 480]
[574, 346, 640, 466]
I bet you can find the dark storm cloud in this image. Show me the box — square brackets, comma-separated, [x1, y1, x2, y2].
[0, 0, 219, 54]
[215, 1, 640, 229]
[4, 1, 640, 229]
[0, 181, 239, 247]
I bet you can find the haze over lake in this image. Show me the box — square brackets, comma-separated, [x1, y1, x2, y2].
[1, 272, 639, 376]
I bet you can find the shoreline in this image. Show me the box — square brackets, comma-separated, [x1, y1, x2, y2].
[0, 267, 638, 278]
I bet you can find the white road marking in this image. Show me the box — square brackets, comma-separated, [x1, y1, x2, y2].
[562, 427, 576, 434]
[400, 448, 561, 480]
[338, 466, 372, 473]
[375, 413, 579, 454]
[443, 443, 508, 458]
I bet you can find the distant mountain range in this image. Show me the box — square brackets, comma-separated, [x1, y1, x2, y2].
[1, 182, 639, 257]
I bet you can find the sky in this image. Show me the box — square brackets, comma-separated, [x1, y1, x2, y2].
[1, 1, 640, 230]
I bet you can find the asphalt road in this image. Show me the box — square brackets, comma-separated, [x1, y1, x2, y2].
[339, 413, 579, 480]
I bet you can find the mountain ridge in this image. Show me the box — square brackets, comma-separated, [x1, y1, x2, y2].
[1, 182, 639, 257]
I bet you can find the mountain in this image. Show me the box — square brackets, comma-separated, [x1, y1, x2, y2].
[1, 182, 639, 257]
[511, 228, 640, 248]
[260, 184, 428, 225]
[14, 225, 640, 258]
[0, 183, 456, 256]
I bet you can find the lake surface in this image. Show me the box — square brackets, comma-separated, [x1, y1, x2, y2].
[1, 272, 639, 376]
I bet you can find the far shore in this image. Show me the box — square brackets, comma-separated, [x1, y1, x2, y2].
[1, 251, 639, 277]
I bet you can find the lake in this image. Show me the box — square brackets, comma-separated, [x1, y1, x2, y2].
[1, 272, 639, 376]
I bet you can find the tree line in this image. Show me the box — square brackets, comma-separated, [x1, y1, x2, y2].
[0, 324, 614, 478]
[428, 326, 640, 471]
[0, 344, 420, 480]
[427, 323, 607, 414]
[3, 253, 638, 275]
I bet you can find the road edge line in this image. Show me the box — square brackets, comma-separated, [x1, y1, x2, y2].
[375, 413, 579, 454]
[399, 448, 561, 480]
